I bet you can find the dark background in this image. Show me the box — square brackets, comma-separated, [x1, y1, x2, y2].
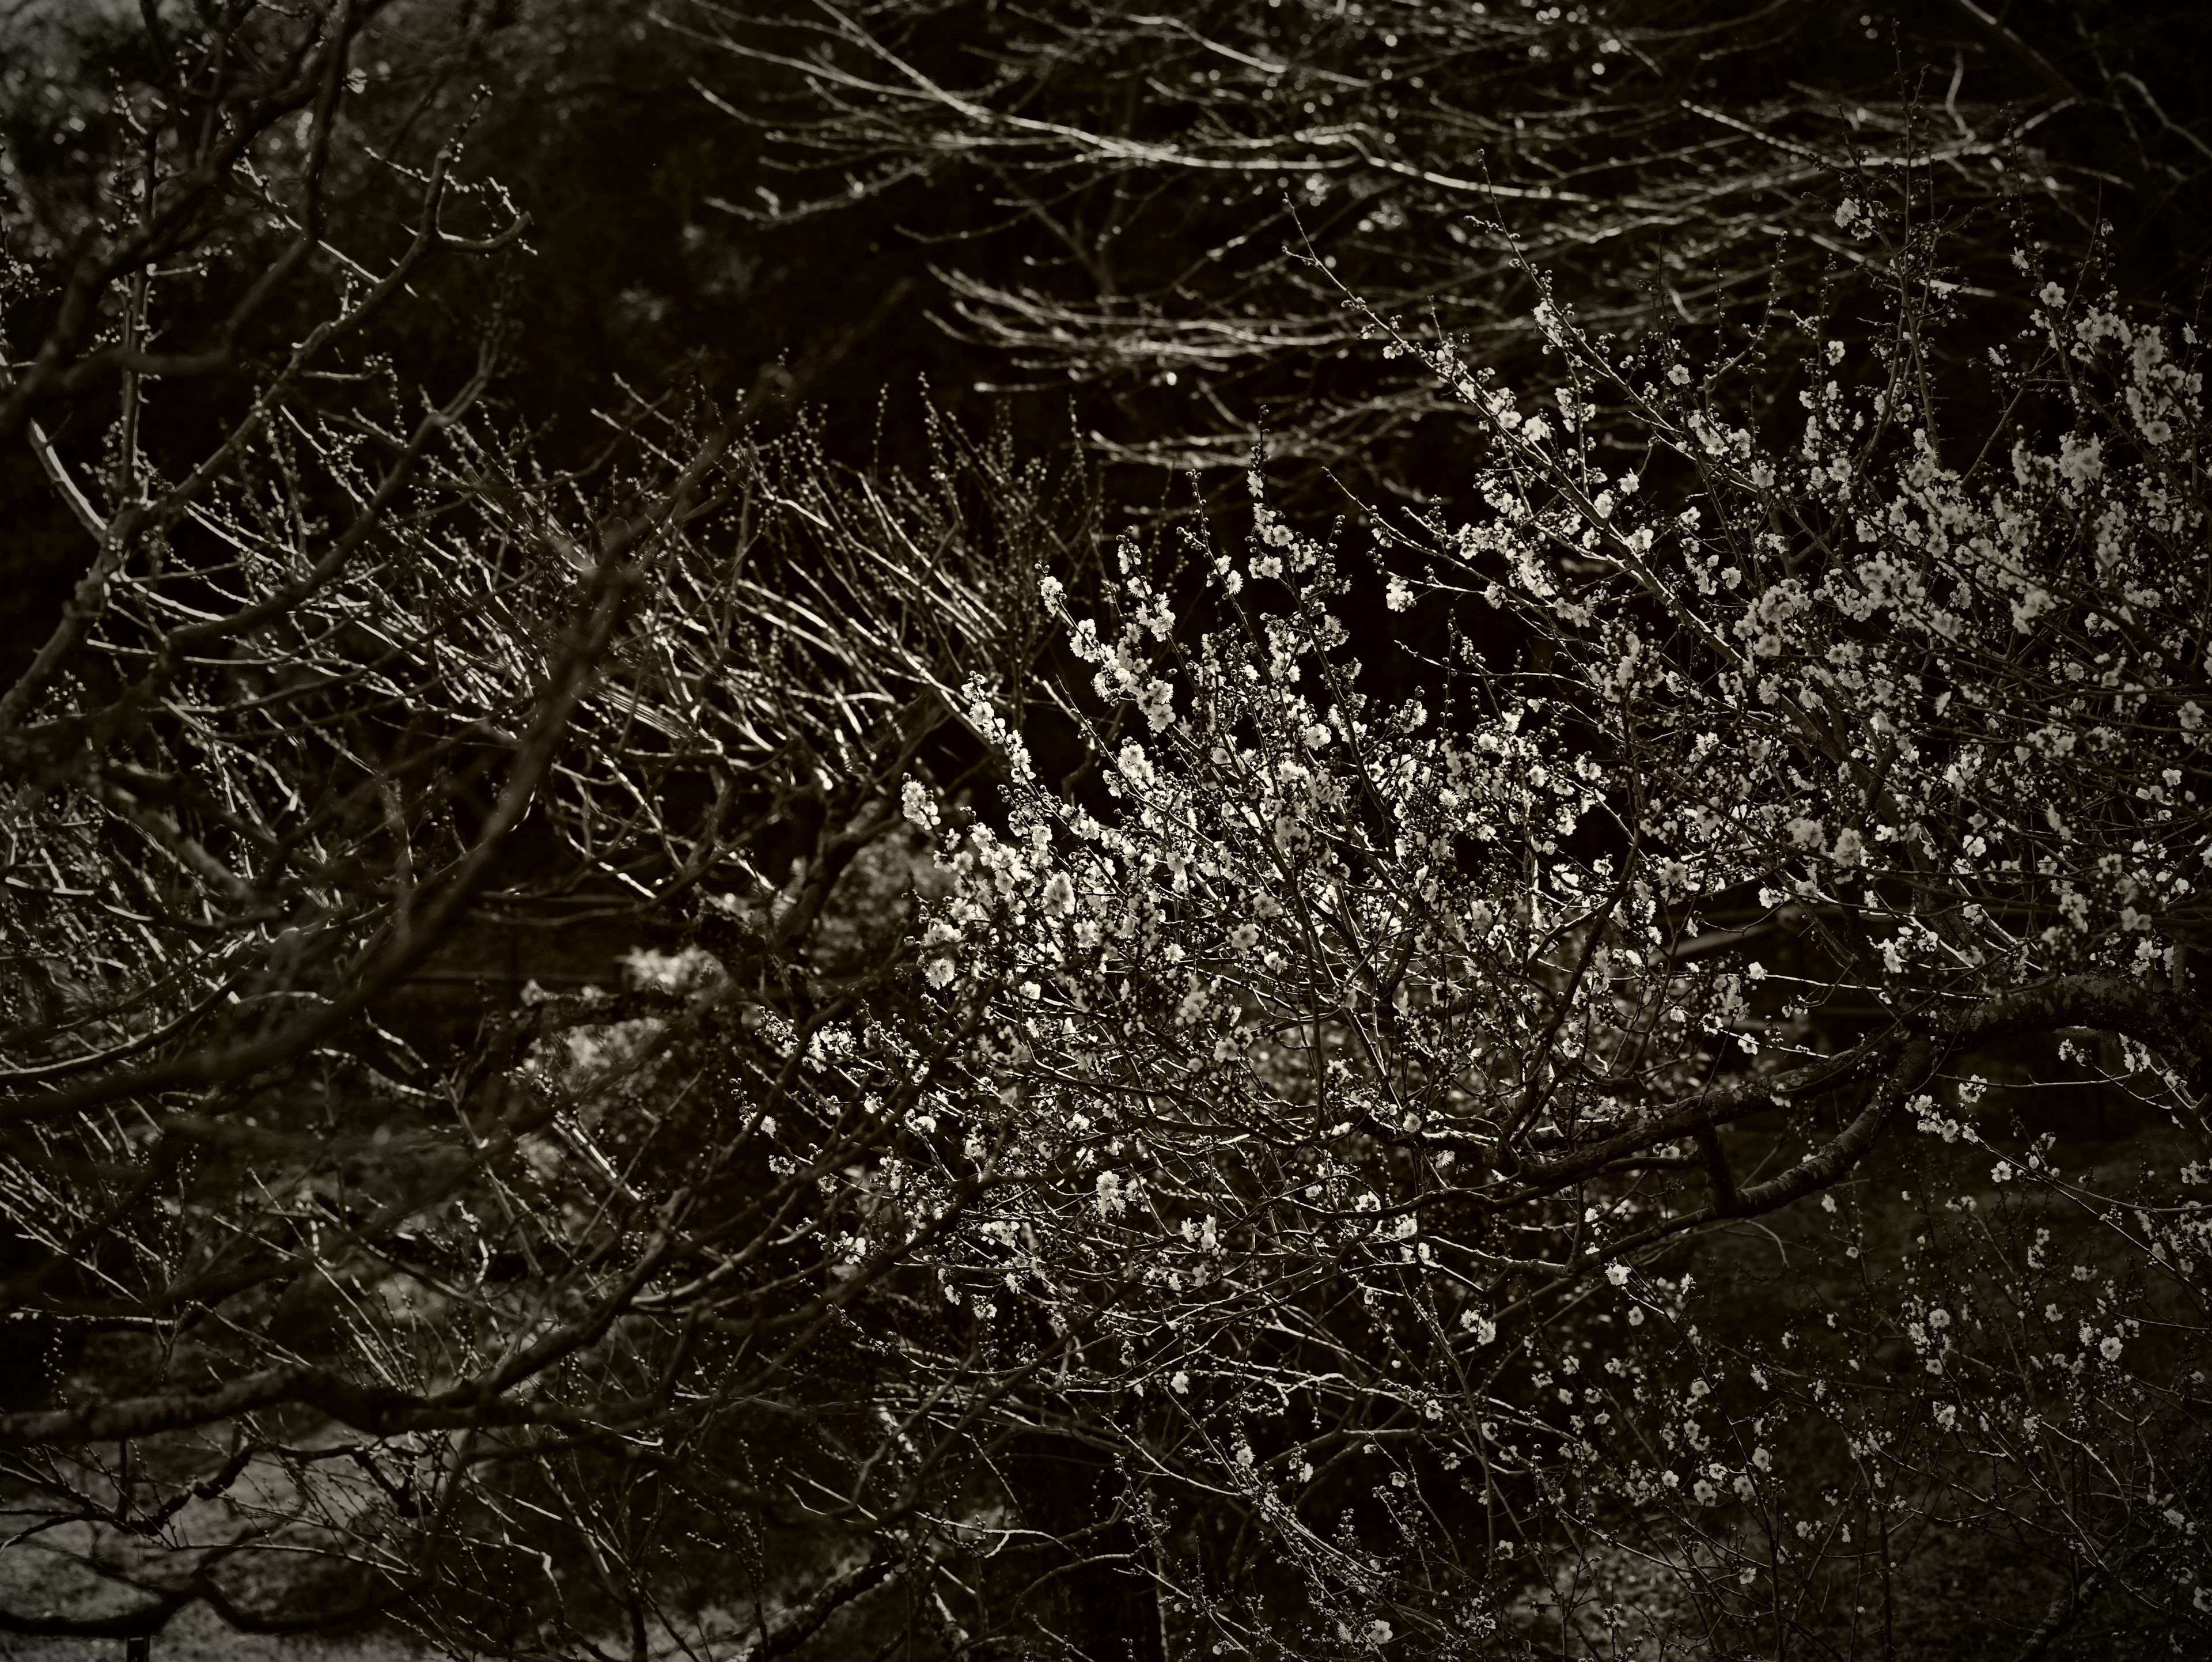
[10, 0, 2212, 614]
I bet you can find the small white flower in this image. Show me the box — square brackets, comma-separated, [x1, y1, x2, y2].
[2058, 431, 2103, 488]
[2101, 1335, 2124, 1362]
[1668, 364, 1692, 387]
[1043, 871, 1077, 916]
[1605, 1263, 1630, 1288]
[902, 777, 941, 831]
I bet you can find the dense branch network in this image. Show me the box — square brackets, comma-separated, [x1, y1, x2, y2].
[2, 3, 2210, 1657]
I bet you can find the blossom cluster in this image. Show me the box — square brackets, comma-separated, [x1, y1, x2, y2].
[888, 252, 2212, 1650]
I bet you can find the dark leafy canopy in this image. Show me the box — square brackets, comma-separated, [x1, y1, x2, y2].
[1, 1, 2210, 1660]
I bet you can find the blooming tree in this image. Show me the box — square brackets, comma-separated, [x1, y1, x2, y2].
[6, 3, 2211, 1652]
[900, 233, 2212, 1652]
